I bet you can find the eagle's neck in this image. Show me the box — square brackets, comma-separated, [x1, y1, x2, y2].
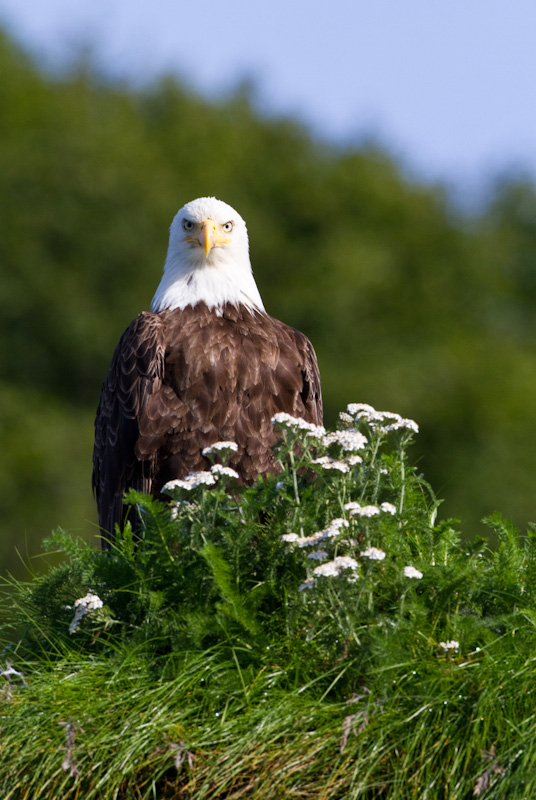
[151, 251, 265, 314]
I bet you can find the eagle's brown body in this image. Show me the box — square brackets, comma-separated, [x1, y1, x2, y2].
[92, 301, 322, 541]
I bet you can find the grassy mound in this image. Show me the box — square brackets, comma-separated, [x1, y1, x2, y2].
[2, 405, 535, 798]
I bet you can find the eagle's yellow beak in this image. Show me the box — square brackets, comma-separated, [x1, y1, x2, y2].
[200, 219, 218, 256]
[199, 219, 231, 255]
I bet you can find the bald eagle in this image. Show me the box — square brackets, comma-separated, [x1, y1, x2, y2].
[93, 197, 323, 544]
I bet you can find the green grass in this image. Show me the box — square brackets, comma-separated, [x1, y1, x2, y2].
[2, 405, 536, 798]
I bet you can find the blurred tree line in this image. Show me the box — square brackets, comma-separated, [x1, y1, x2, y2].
[2, 31, 536, 573]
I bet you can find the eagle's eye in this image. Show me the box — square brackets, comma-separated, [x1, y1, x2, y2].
[223, 221, 233, 233]
[182, 219, 194, 232]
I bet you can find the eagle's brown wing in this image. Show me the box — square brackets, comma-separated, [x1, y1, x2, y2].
[288, 325, 323, 425]
[92, 312, 168, 544]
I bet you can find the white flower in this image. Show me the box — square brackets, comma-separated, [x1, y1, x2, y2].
[439, 640, 460, 652]
[69, 592, 103, 634]
[313, 555, 359, 578]
[281, 518, 349, 548]
[384, 417, 419, 434]
[360, 547, 386, 561]
[345, 403, 419, 434]
[311, 457, 350, 473]
[202, 441, 239, 456]
[346, 405, 396, 427]
[318, 456, 363, 471]
[323, 429, 367, 452]
[75, 592, 102, 611]
[299, 555, 359, 590]
[162, 471, 216, 492]
[281, 533, 300, 543]
[210, 464, 240, 480]
[347, 403, 376, 417]
[305, 531, 332, 547]
[325, 518, 350, 536]
[359, 505, 382, 517]
[271, 413, 326, 438]
[292, 530, 328, 547]
[275, 480, 285, 491]
[307, 550, 329, 560]
[344, 501, 395, 518]
[404, 566, 423, 579]
[313, 561, 340, 578]
[344, 502, 381, 518]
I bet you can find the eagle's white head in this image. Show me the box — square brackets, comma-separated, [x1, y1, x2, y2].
[151, 197, 265, 313]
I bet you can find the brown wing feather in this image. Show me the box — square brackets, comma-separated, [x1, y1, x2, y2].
[92, 313, 166, 544]
[93, 303, 322, 545]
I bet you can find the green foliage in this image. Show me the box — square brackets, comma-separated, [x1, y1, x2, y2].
[2, 407, 536, 797]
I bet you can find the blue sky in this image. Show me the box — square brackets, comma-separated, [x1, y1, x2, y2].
[1, 0, 535, 194]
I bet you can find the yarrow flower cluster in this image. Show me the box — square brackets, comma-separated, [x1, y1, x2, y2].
[439, 640, 460, 652]
[202, 441, 239, 458]
[163, 471, 216, 492]
[404, 565, 423, 580]
[159, 402, 425, 611]
[271, 412, 326, 439]
[385, 417, 419, 434]
[343, 501, 396, 518]
[360, 547, 386, 561]
[323, 428, 368, 452]
[202, 441, 239, 455]
[313, 556, 359, 578]
[344, 502, 381, 518]
[68, 592, 103, 634]
[346, 403, 419, 434]
[210, 464, 240, 480]
[293, 537, 426, 591]
[299, 556, 359, 591]
[163, 463, 240, 494]
[281, 518, 349, 549]
[311, 457, 352, 473]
